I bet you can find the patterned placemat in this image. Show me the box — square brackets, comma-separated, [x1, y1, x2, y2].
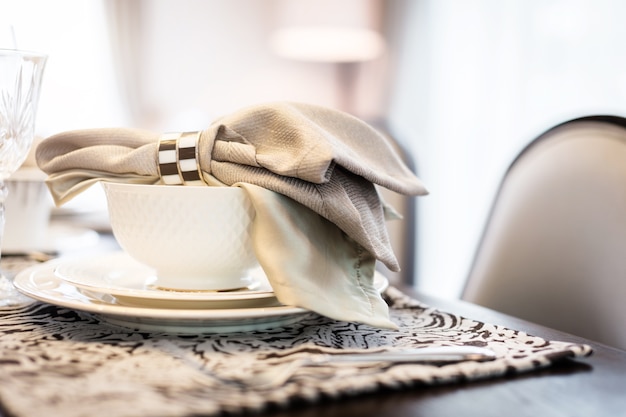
[0, 281, 592, 417]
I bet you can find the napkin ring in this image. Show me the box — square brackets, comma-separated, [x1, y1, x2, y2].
[157, 131, 206, 185]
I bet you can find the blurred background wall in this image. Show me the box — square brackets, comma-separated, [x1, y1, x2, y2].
[3, 0, 626, 299]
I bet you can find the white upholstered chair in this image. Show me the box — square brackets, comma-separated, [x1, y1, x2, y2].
[462, 116, 626, 351]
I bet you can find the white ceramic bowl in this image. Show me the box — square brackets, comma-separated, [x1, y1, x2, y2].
[101, 182, 258, 291]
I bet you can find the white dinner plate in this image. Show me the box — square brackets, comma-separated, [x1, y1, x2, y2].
[14, 257, 390, 334]
[53, 252, 276, 309]
[13, 259, 311, 334]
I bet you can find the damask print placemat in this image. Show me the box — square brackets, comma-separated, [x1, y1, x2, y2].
[0, 285, 592, 417]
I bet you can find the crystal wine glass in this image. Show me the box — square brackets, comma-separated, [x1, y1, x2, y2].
[0, 47, 47, 304]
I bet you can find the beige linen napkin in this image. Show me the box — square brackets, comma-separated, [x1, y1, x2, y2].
[36, 102, 427, 327]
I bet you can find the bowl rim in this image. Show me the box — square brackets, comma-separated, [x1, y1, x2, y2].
[101, 181, 246, 193]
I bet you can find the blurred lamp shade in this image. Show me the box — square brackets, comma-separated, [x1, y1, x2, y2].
[269, 0, 385, 63]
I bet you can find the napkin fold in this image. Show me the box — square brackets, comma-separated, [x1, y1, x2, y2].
[36, 102, 427, 327]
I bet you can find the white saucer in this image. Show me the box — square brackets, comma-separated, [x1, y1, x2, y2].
[13, 259, 311, 334]
[53, 252, 276, 309]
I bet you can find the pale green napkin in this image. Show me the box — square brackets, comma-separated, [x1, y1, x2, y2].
[36, 102, 427, 327]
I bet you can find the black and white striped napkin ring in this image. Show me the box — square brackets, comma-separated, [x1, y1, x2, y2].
[157, 131, 207, 185]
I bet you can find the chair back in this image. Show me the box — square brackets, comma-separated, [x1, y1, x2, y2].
[463, 116, 626, 351]
[372, 122, 418, 286]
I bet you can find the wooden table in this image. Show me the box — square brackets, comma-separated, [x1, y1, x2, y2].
[255, 286, 626, 417]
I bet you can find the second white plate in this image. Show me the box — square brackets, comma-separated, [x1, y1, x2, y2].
[53, 252, 276, 309]
[14, 259, 311, 334]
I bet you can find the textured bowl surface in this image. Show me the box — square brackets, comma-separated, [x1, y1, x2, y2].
[102, 182, 258, 290]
